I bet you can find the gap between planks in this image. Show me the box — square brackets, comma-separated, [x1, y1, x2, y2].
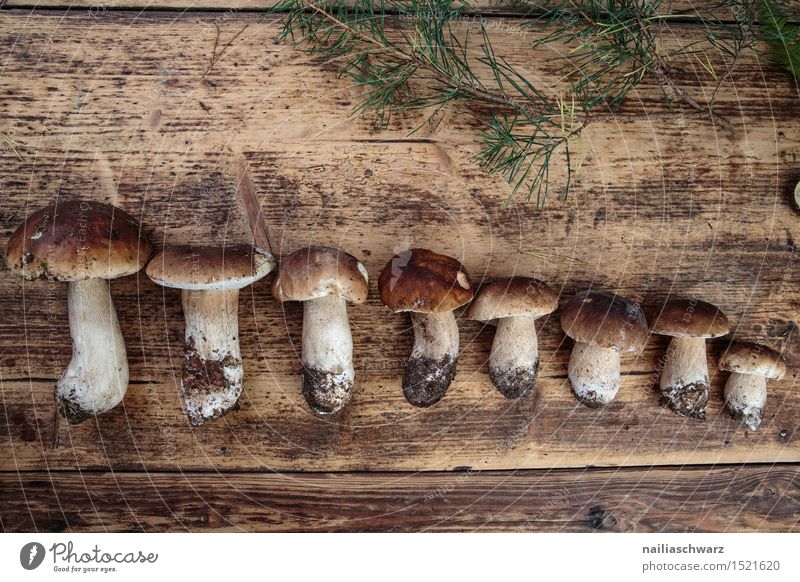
[1, 1, 792, 24]
[2, 460, 799, 475]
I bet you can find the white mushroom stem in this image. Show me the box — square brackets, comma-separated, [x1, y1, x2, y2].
[411, 311, 459, 362]
[660, 336, 709, 418]
[56, 278, 128, 424]
[181, 288, 243, 425]
[301, 294, 354, 414]
[567, 342, 621, 407]
[402, 311, 459, 407]
[724, 373, 767, 431]
[489, 316, 539, 399]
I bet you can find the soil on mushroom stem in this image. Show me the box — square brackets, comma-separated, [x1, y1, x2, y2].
[301, 366, 353, 415]
[573, 388, 605, 409]
[489, 361, 540, 400]
[728, 404, 763, 432]
[662, 382, 709, 420]
[403, 354, 457, 407]
[182, 337, 241, 423]
[55, 391, 92, 425]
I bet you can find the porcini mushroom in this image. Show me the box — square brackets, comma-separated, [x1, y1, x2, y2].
[465, 277, 557, 399]
[6, 200, 152, 424]
[146, 244, 275, 425]
[651, 298, 729, 419]
[378, 248, 473, 407]
[271, 246, 369, 415]
[561, 290, 648, 407]
[719, 341, 785, 431]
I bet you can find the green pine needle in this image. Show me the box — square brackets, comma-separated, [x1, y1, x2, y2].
[270, 1, 750, 205]
[757, 0, 800, 78]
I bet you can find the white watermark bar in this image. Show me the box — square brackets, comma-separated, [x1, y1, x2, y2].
[1, 533, 797, 581]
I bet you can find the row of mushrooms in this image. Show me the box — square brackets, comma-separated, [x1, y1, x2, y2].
[6, 200, 787, 432]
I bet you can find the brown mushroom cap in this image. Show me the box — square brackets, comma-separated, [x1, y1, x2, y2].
[6, 200, 152, 281]
[720, 342, 786, 379]
[272, 246, 368, 304]
[466, 276, 557, 323]
[378, 248, 473, 313]
[650, 298, 729, 339]
[147, 244, 275, 291]
[561, 290, 649, 352]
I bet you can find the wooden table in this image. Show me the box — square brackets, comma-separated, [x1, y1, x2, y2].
[1, 1, 799, 532]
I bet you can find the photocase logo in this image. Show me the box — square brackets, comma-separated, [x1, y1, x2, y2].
[20, 542, 46, 570]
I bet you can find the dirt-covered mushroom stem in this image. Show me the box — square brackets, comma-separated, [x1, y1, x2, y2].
[567, 342, 621, 407]
[465, 277, 557, 400]
[561, 290, 648, 408]
[379, 248, 473, 408]
[724, 373, 766, 430]
[272, 246, 369, 415]
[56, 278, 129, 423]
[147, 244, 275, 426]
[651, 298, 729, 419]
[720, 341, 785, 431]
[659, 336, 710, 418]
[301, 294, 355, 414]
[181, 288, 243, 425]
[489, 316, 539, 399]
[404, 310, 460, 407]
[6, 200, 152, 425]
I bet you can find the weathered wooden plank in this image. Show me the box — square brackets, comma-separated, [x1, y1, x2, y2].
[1, 465, 798, 532]
[3, 1, 798, 19]
[0, 12, 798, 472]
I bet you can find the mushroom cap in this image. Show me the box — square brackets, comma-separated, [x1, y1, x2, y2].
[147, 244, 275, 291]
[650, 298, 729, 339]
[561, 290, 649, 352]
[378, 248, 473, 313]
[465, 276, 557, 323]
[6, 200, 152, 281]
[271, 246, 368, 304]
[720, 341, 786, 379]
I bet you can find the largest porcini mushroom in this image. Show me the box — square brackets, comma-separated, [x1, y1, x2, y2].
[561, 290, 648, 407]
[271, 246, 369, 415]
[6, 200, 152, 424]
[719, 342, 785, 431]
[650, 298, 729, 419]
[146, 244, 275, 425]
[378, 248, 473, 407]
[465, 277, 557, 399]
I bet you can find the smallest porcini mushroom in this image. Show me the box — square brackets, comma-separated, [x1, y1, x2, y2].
[378, 248, 473, 407]
[719, 342, 785, 431]
[650, 298, 729, 419]
[146, 244, 275, 426]
[465, 277, 557, 399]
[561, 290, 648, 407]
[271, 246, 369, 415]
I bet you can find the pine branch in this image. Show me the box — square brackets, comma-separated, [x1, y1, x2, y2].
[203, 22, 252, 80]
[270, 1, 752, 204]
[702, 1, 758, 106]
[756, 0, 800, 78]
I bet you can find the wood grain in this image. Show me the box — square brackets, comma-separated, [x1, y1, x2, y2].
[2, 465, 798, 532]
[3, 1, 798, 19]
[0, 11, 799, 473]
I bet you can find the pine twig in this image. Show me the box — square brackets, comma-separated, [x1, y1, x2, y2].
[634, 10, 734, 130]
[203, 22, 252, 80]
[756, 0, 800, 78]
[272, 1, 753, 204]
[298, 0, 536, 113]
